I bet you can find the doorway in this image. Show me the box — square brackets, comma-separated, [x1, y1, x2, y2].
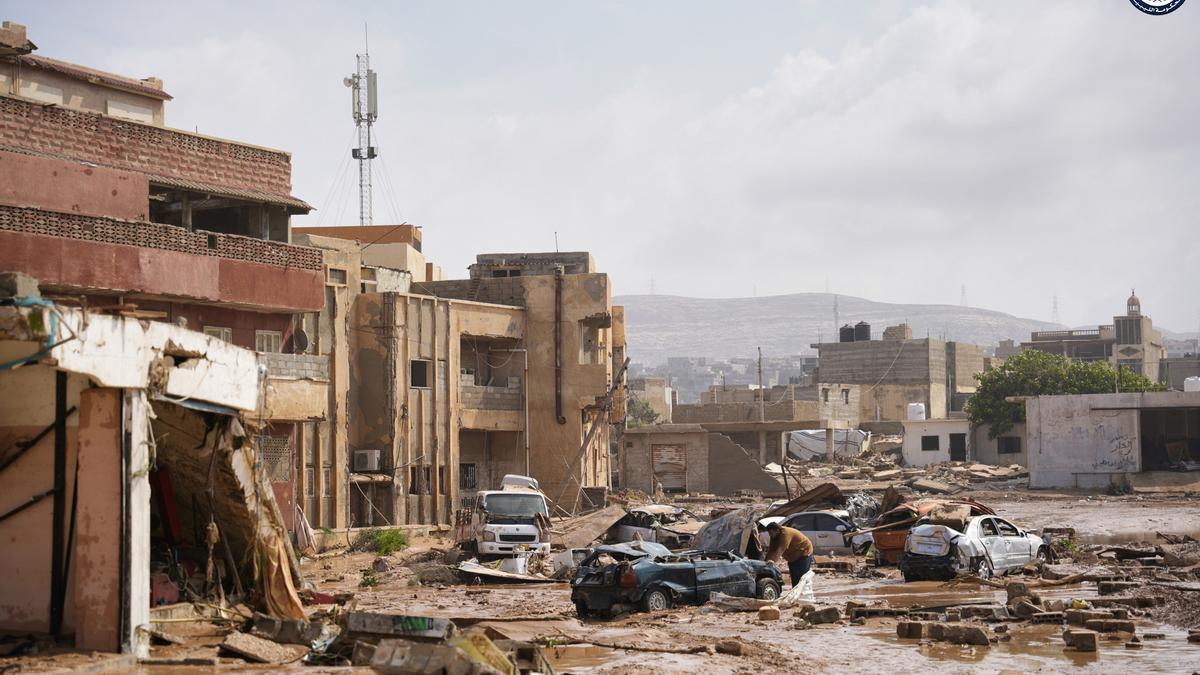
[949, 433, 967, 462]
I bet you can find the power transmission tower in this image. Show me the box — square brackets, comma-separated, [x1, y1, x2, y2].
[1051, 292, 1061, 324]
[346, 32, 378, 226]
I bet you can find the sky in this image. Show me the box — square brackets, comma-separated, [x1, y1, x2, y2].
[14, 1, 1200, 332]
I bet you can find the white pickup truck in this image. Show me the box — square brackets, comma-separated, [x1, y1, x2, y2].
[462, 474, 551, 559]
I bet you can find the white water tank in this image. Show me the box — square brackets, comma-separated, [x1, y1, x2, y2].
[906, 403, 927, 421]
[1185, 376, 1200, 393]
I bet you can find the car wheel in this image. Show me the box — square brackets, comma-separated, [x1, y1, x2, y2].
[574, 601, 592, 619]
[901, 571, 917, 582]
[974, 558, 993, 579]
[1036, 546, 1048, 563]
[641, 588, 670, 613]
[757, 578, 780, 601]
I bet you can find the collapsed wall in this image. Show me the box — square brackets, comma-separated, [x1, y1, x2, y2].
[707, 433, 787, 496]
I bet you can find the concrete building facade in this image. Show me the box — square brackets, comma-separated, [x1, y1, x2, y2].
[629, 376, 673, 423]
[0, 26, 327, 536]
[1023, 292, 1165, 381]
[1023, 391, 1200, 489]
[411, 254, 626, 513]
[901, 418, 971, 467]
[813, 327, 984, 422]
[620, 425, 785, 497]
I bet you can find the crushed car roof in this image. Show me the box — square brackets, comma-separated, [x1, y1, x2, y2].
[592, 541, 672, 559]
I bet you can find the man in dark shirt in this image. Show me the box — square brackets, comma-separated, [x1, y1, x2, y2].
[765, 522, 815, 588]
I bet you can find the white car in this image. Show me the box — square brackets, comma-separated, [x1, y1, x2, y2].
[609, 505, 704, 550]
[760, 509, 872, 556]
[899, 515, 1047, 582]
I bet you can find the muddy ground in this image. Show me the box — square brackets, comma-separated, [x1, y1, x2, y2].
[299, 490, 1200, 674]
[5, 490, 1197, 673]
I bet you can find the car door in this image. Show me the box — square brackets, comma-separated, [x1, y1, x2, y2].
[994, 518, 1030, 568]
[977, 517, 1007, 571]
[783, 514, 822, 553]
[693, 552, 754, 600]
[813, 514, 852, 555]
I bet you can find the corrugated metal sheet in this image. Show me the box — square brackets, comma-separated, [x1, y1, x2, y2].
[652, 444, 687, 493]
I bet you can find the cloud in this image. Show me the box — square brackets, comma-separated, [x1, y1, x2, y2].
[64, 1, 1200, 331]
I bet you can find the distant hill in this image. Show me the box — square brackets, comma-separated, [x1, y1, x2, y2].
[616, 293, 1064, 365]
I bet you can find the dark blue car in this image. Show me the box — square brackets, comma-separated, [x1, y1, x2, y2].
[570, 542, 782, 618]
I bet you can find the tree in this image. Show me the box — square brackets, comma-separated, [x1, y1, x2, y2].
[626, 396, 660, 428]
[965, 350, 1163, 438]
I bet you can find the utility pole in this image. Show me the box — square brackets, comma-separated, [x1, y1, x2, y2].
[345, 29, 378, 226]
[757, 347, 765, 423]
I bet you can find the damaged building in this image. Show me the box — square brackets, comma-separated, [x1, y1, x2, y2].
[0, 286, 303, 656]
[0, 23, 330, 539]
[1021, 391, 1200, 489]
[671, 382, 860, 464]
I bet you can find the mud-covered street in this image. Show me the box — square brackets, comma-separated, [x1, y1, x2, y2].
[287, 487, 1200, 674]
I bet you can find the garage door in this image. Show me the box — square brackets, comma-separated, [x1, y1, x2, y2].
[651, 445, 687, 493]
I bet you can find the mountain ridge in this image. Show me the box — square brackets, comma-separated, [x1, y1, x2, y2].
[616, 292, 1063, 365]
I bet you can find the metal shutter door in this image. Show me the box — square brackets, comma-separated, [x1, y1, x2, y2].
[652, 445, 687, 493]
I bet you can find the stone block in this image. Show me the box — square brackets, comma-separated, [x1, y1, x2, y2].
[1062, 628, 1099, 652]
[807, 607, 841, 624]
[943, 624, 991, 646]
[896, 621, 926, 639]
[250, 613, 323, 646]
[1083, 619, 1136, 634]
[1010, 599, 1043, 619]
[1065, 609, 1113, 626]
[758, 606, 780, 621]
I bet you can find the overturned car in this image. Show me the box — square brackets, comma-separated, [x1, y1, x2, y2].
[570, 542, 782, 618]
[898, 515, 1048, 582]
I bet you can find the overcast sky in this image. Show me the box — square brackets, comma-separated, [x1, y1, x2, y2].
[16, 2, 1199, 332]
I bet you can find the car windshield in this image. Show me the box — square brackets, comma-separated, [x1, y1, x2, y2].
[483, 493, 548, 518]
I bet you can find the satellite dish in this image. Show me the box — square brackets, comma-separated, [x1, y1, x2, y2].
[343, 77, 354, 87]
[292, 329, 310, 353]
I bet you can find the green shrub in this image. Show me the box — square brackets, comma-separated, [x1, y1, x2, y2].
[355, 527, 408, 555]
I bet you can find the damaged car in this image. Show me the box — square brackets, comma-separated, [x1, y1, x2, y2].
[570, 542, 782, 618]
[608, 505, 704, 549]
[899, 515, 1048, 582]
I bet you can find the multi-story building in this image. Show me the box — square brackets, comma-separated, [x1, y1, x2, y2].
[0, 22, 307, 655]
[407, 252, 627, 514]
[0, 22, 327, 533]
[1022, 291, 1164, 381]
[259, 240, 628, 524]
[812, 324, 984, 421]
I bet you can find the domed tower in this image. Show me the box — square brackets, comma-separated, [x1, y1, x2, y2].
[1127, 289, 1141, 316]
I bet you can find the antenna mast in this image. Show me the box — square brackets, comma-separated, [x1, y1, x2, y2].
[1051, 292, 1061, 324]
[347, 30, 378, 226]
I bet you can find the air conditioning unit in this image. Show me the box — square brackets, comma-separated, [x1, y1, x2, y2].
[354, 449, 382, 473]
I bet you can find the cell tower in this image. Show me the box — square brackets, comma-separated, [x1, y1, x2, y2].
[1051, 292, 1061, 324]
[345, 37, 378, 226]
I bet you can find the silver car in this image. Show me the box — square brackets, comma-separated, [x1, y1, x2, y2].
[899, 515, 1047, 581]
